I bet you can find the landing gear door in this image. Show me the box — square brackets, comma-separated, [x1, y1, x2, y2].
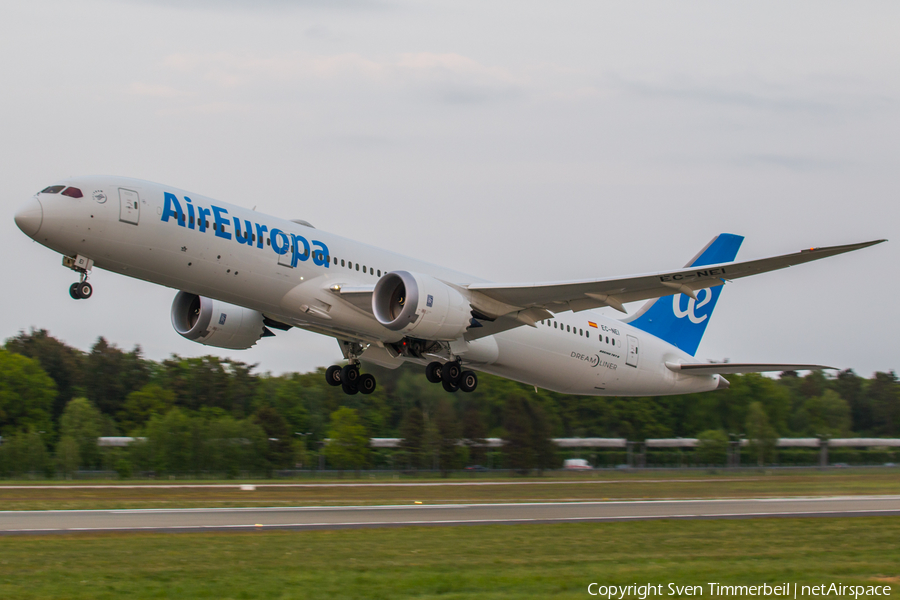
[626, 335, 639, 368]
[118, 189, 140, 225]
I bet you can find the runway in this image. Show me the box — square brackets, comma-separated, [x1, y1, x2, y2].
[3, 495, 899, 534]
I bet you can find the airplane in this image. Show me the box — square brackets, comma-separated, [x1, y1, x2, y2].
[14, 176, 884, 397]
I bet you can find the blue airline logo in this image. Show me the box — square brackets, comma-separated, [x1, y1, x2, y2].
[161, 193, 330, 269]
[672, 288, 712, 324]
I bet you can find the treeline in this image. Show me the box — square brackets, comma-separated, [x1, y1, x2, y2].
[0, 328, 898, 476]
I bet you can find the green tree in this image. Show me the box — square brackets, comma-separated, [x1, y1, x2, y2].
[804, 390, 852, 437]
[433, 399, 460, 476]
[5, 328, 84, 421]
[324, 407, 369, 474]
[745, 401, 778, 466]
[55, 436, 80, 477]
[60, 398, 104, 468]
[0, 348, 56, 436]
[2, 430, 50, 477]
[868, 372, 900, 436]
[502, 395, 557, 474]
[84, 338, 149, 417]
[253, 406, 293, 470]
[695, 429, 729, 466]
[399, 407, 425, 469]
[118, 384, 175, 434]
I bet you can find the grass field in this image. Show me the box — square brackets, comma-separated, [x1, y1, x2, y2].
[0, 469, 898, 511]
[0, 517, 897, 599]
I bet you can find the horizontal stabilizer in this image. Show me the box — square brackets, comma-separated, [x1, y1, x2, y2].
[666, 362, 835, 375]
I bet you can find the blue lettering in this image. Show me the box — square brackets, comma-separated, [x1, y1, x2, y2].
[270, 229, 289, 255]
[196, 206, 210, 233]
[234, 218, 253, 245]
[254, 223, 268, 249]
[185, 197, 195, 230]
[211, 205, 231, 240]
[312, 241, 330, 267]
[291, 233, 310, 266]
[161, 192, 183, 226]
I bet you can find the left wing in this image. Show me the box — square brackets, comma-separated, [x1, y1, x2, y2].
[466, 239, 884, 321]
[666, 362, 834, 375]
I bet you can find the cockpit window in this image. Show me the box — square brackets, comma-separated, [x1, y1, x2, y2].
[41, 185, 65, 194]
[61, 187, 84, 198]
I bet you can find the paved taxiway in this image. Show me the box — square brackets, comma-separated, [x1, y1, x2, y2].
[3, 495, 899, 534]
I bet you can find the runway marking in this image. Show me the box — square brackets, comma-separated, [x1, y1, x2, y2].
[5, 509, 900, 535]
[2, 495, 899, 515]
[0, 478, 764, 490]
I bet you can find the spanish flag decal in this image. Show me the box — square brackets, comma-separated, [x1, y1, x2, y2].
[588, 321, 598, 328]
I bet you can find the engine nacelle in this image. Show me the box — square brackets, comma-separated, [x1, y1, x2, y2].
[171, 291, 266, 350]
[373, 271, 471, 341]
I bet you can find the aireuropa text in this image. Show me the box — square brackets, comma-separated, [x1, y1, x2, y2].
[586, 583, 892, 599]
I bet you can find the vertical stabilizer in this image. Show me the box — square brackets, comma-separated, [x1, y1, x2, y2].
[622, 233, 744, 356]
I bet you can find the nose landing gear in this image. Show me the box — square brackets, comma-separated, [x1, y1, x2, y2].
[63, 255, 94, 300]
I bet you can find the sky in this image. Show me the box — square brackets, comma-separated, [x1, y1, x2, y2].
[2, 1, 898, 377]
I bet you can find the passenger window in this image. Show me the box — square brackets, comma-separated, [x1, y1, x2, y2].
[363, 266, 367, 274]
[334, 257, 338, 265]
[61, 187, 83, 198]
[377, 270, 382, 276]
[579, 329, 583, 336]
[41, 185, 65, 194]
[267, 238, 271, 246]
[356, 264, 360, 271]
[341, 259, 345, 267]
[554, 322, 558, 329]
[566, 325, 570, 332]
[612, 339, 615, 346]
[606, 336, 609, 343]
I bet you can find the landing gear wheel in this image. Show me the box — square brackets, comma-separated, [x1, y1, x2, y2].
[459, 371, 478, 393]
[358, 373, 377, 395]
[441, 361, 461, 385]
[341, 380, 358, 395]
[341, 364, 360, 385]
[425, 361, 443, 384]
[325, 365, 342, 387]
[441, 377, 459, 393]
[77, 282, 92, 299]
[69, 283, 81, 299]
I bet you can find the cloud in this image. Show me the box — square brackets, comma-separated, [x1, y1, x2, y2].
[733, 153, 849, 172]
[126, 82, 191, 98]
[146, 51, 523, 106]
[608, 74, 865, 115]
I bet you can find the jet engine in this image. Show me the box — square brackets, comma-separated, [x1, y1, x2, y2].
[373, 271, 471, 341]
[171, 291, 267, 349]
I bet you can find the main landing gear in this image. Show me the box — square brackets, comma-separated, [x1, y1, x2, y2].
[326, 363, 377, 396]
[426, 361, 477, 393]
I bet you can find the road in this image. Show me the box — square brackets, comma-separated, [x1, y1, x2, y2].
[2, 495, 899, 534]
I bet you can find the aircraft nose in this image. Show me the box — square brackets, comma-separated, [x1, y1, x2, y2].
[14, 196, 43, 238]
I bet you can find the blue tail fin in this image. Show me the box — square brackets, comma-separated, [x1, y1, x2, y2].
[623, 233, 744, 356]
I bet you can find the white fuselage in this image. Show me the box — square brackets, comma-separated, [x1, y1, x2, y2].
[18, 176, 722, 396]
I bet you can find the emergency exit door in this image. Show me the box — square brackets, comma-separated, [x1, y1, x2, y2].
[626, 335, 640, 368]
[119, 188, 140, 225]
